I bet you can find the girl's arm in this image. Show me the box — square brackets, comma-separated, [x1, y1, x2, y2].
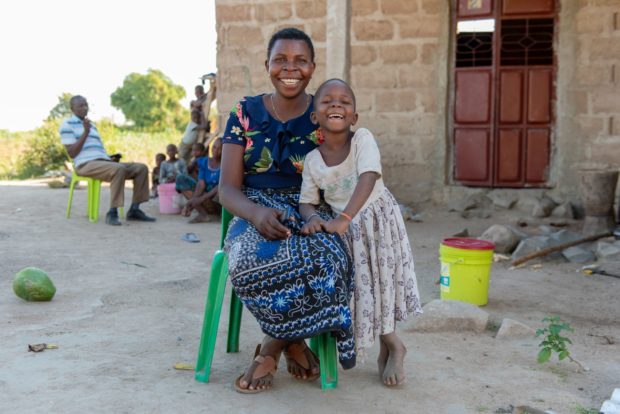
[322, 171, 379, 235]
[219, 143, 291, 240]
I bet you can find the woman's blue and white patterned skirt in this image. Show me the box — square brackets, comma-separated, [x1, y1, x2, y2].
[224, 187, 356, 369]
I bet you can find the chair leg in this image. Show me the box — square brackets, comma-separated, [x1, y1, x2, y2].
[66, 178, 77, 218]
[317, 332, 338, 390]
[89, 180, 101, 223]
[226, 290, 243, 353]
[195, 252, 229, 383]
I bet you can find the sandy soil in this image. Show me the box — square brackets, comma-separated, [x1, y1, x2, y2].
[0, 180, 618, 414]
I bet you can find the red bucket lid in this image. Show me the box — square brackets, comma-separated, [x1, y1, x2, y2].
[442, 237, 495, 250]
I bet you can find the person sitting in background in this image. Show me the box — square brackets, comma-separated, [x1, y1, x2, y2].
[187, 142, 206, 179]
[176, 143, 207, 210]
[60, 95, 155, 226]
[179, 109, 207, 162]
[159, 144, 187, 184]
[151, 153, 165, 198]
[186, 137, 222, 223]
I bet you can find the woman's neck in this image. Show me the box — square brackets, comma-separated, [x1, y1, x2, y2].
[269, 92, 310, 122]
[208, 156, 221, 168]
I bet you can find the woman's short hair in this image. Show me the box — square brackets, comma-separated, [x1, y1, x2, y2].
[267, 27, 315, 62]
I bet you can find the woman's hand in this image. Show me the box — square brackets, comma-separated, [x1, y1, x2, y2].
[300, 216, 326, 235]
[321, 216, 350, 236]
[251, 206, 292, 240]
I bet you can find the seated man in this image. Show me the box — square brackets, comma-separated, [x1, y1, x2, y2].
[60, 95, 156, 226]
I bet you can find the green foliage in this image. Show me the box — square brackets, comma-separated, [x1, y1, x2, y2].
[47, 92, 74, 120]
[0, 121, 178, 179]
[111, 68, 188, 131]
[536, 316, 573, 364]
[573, 404, 599, 414]
[14, 119, 69, 179]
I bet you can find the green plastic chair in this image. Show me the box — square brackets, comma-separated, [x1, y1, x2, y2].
[66, 168, 123, 223]
[195, 208, 339, 390]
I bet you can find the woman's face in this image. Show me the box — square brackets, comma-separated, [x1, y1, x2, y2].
[265, 39, 315, 99]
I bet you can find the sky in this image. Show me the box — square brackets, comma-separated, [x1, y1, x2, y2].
[0, 0, 217, 132]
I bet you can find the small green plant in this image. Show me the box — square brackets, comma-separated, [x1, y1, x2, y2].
[536, 316, 587, 371]
[573, 403, 599, 414]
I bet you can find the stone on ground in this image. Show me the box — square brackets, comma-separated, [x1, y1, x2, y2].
[551, 202, 575, 219]
[488, 192, 518, 209]
[479, 224, 521, 254]
[495, 318, 536, 339]
[511, 236, 552, 260]
[538, 225, 555, 235]
[531, 196, 557, 218]
[549, 229, 582, 245]
[409, 299, 489, 333]
[596, 241, 620, 262]
[562, 246, 596, 263]
[448, 193, 491, 213]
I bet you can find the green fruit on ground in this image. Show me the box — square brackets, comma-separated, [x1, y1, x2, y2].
[13, 267, 56, 302]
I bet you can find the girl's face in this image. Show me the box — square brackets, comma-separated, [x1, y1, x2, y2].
[265, 39, 315, 99]
[211, 140, 223, 160]
[312, 82, 358, 134]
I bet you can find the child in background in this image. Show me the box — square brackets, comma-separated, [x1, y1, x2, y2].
[160, 144, 188, 184]
[299, 79, 422, 387]
[151, 153, 165, 198]
[186, 137, 222, 223]
[187, 142, 207, 179]
[179, 109, 207, 162]
[177, 143, 207, 216]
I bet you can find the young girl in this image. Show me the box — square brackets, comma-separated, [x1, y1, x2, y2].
[160, 143, 188, 184]
[299, 79, 423, 387]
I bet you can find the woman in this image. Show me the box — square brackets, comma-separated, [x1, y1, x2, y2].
[219, 28, 355, 393]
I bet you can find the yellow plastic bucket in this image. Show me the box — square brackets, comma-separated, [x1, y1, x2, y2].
[439, 238, 495, 306]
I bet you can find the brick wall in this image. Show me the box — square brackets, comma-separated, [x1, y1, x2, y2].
[349, 0, 449, 204]
[555, 0, 620, 197]
[214, 0, 619, 206]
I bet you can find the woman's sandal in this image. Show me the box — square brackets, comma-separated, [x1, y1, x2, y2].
[283, 342, 320, 382]
[233, 344, 280, 394]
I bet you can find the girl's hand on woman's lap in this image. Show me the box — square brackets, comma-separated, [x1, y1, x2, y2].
[300, 216, 325, 235]
[251, 206, 292, 240]
[322, 216, 350, 236]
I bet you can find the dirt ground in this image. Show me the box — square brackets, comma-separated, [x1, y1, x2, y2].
[1, 180, 619, 414]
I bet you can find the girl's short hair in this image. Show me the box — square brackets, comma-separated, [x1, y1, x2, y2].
[267, 27, 315, 62]
[313, 78, 357, 110]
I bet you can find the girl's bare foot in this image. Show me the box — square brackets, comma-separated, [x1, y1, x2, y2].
[379, 332, 407, 387]
[377, 338, 389, 379]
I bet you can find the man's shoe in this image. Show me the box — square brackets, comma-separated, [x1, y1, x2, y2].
[105, 211, 122, 226]
[126, 209, 156, 222]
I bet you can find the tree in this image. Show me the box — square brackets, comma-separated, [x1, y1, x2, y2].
[48, 92, 74, 120]
[110, 69, 188, 131]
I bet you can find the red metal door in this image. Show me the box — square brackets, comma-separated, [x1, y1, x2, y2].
[453, 0, 555, 187]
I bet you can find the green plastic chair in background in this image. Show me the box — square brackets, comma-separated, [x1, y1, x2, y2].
[194, 208, 339, 390]
[65, 168, 123, 223]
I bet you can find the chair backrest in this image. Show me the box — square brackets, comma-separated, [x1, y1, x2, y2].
[219, 208, 233, 249]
